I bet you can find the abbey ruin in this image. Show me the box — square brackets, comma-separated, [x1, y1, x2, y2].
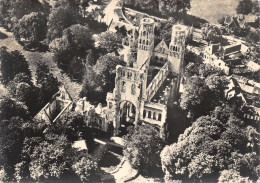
[34, 18, 191, 138]
[104, 18, 191, 137]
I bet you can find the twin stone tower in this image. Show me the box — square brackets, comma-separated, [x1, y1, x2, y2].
[105, 18, 189, 138]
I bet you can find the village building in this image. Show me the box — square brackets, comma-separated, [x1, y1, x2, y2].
[202, 43, 250, 75]
[225, 75, 260, 122]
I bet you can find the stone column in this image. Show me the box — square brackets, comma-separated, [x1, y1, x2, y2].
[114, 105, 121, 136]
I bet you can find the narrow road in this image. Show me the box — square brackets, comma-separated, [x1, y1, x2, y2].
[104, 0, 119, 25]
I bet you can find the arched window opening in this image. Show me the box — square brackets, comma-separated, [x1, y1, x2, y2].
[127, 72, 132, 79]
[158, 113, 162, 121]
[153, 112, 156, 120]
[121, 81, 126, 93]
[148, 111, 151, 118]
[131, 84, 136, 95]
[131, 104, 136, 114]
[143, 110, 146, 118]
[146, 40, 149, 45]
[109, 102, 112, 109]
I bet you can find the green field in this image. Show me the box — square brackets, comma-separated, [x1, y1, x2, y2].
[189, 0, 240, 24]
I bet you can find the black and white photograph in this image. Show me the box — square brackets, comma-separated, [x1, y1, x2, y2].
[0, 0, 259, 182]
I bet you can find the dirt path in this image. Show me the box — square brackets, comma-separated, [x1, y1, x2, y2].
[0, 27, 82, 100]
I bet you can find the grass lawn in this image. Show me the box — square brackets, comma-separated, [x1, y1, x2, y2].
[0, 27, 82, 100]
[189, 0, 240, 24]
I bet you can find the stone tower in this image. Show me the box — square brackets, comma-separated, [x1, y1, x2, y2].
[168, 24, 186, 75]
[135, 18, 155, 68]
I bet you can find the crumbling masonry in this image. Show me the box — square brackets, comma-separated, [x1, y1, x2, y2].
[105, 18, 190, 137]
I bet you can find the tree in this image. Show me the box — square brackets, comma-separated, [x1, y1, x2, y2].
[123, 124, 165, 174]
[181, 64, 228, 119]
[85, 49, 95, 66]
[183, 50, 203, 67]
[47, 5, 79, 43]
[72, 156, 99, 182]
[54, 0, 81, 9]
[123, 0, 158, 12]
[80, 53, 125, 104]
[96, 31, 122, 54]
[180, 74, 227, 120]
[0, 0, 48, 30]
[10, 0, 43, 20]
[0, 0, 12, 29]
[0, 95, 29, 121]
[13, 12, 47, 48]
[251, 1, 259, 15]
[80, 67, 104, 104]
[26, 134, 71, 181]
[218, 170, 253, 183]
[0, 47, 31, 85]
[94, 53, 125, 92]
[36, 62, 59, 108]
[50, 24, 94, 81]
[155, 21, 173, 45]
[0, 117, 26, 180]
[158, 0, 191, 15]
[246, 31, 259, 44]
[53, 111, 94, 143]
[80, 0, 91, 18]
[160, 105, 259, 182]
[7, 73, 40, 116]
[16, 130, 99, 182]
[201, 24, 222, 44]
[236, 0, 253, 16]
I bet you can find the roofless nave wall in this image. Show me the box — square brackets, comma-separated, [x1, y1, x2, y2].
[34, 18, 191, 139]
[105, 18, 190, 138]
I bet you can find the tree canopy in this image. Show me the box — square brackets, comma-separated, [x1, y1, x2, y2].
[181, 63, 228, 120]
[158, 0, 191, 15]
[180, 74, 228, 119]
[52, 111, 94, 143]
[13, 12, 47, 48]
[0, 117, 27, 180]
[161, 104, 259, 182]
[50, 24, 94, 81]
[80, 53, 125, 104]
[236, 0, 253, 16]
[36, 62, 59, 108]
[8, 73, 39, 116]
[96, 31, 122, 54]
[0, 47, 31, 85]
[0, 0, 50, 30]
[47, 5, 80, 43]
[123, 124, 165, 174]
[201, 24, 222, 44]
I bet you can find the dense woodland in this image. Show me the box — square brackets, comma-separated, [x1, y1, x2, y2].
[0, 0, 259, 182]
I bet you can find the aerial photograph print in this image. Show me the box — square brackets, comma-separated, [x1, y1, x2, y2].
[0, 0, 259, 182]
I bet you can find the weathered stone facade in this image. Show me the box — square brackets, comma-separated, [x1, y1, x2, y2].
[34, 18, 190, 139]
[104, 18, 189, 137]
